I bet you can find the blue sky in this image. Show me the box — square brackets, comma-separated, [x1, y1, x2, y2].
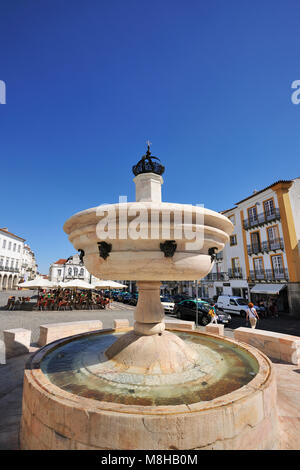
[0, 0, 299, 273]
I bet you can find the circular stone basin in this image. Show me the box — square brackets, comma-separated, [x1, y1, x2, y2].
[20, 328, 279, 450]
[41, 331, 259, 406]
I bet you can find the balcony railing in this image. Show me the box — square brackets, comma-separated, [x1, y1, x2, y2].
[243, 208, 280, 230]
[0, 266, 19, 273]
[247, 237, 284, 255]
[249, 268, 289, 282]
[228, 268, 243, 279]
[205, 272, 229, 281]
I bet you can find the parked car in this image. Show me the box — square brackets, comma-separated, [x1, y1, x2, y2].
[215, 310, 232, 325]
[122, 293, 133, 304]
[200, 297, 214, 305]
[173, 294, 191, 304]
[117, 292, 127, 302]
[174, 299, 211, 326]
[128, 293, 139, 306]
[216, 296, 259, 318]
[160, 296, 175, 313]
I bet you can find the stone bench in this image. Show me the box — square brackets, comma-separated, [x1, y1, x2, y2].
[38, 320, 103, 346]
[0, 339, 5, 364]
[3, 328, 31, 359]
[113, 319, 130, 329]
[234, 327, 300, 365]
[205, 324, 224, 336]
[164, 319, 195, 331]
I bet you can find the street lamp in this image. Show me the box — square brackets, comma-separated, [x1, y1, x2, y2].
[194, 280, 199, 327]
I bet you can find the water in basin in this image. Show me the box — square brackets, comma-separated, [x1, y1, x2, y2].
[41, 331, 259, 407]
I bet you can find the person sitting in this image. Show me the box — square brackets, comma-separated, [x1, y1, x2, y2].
[7, 296, 15, 310]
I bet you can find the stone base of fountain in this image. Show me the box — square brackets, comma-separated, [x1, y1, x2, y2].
[105, 329, 199, 375]
[20, 327, 279, 450]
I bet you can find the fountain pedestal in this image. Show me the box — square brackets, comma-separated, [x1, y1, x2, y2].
[133, 281, 165, 335]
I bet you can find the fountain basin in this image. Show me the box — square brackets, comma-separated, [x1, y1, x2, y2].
[63, 202, 233, 281]
[20, 327, 279, 450]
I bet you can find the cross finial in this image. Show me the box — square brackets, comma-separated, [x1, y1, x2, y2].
[146, 140, 152, 150]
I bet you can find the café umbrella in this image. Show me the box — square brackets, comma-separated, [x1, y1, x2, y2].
[17, 278, 54, 289]
[92, 280, 128, 289]
[62, 279, 94, 289]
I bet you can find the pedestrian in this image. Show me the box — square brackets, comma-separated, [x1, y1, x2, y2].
[208, 303, 218, 324]
[269, 301, 278, 318]
[246, 302, 259, 329]
[259, 300, 266, 318]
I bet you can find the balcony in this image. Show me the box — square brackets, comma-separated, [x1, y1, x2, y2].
[0, 266, 20, 273]
[247, 237, 284, 255]
[228, 268, 243, 279]
[249, 268, 289, 282]
[243, 208, 280, 230]
[205, 272, 229, 281]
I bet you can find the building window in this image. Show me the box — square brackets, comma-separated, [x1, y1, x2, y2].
[8, 241, 11, 250]
[5, 258, 9, 267]
[18, 245, 21, 253]
[58, 269, 62, 277]
[250, 231, 261, 253]
[271, 254, 284, 279]
[3, 240, 6, 249]
[74, 267, 78, 277]
[253, 257, 264, 279]
[248, 206, 258, 225]
[79, 268, 84, 276]
[231, 257, 240, 271]
[263, 198, 275, 218]
[13, 243, 16, 252]
[230, 234, 237, 246]
[267, 225, 280, 250]
[68, 267, 72, 276]
[216, 287, 223, 297]
[232, 288, 242, 297]
[228, 215, 236, 225]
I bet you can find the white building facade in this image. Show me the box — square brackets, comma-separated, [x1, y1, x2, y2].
[0, 228, 38, 290]
[49, 254, 98, 284]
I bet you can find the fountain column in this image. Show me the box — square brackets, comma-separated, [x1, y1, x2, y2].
[134, 281, 165, 335]
[133, 172, 165, 335]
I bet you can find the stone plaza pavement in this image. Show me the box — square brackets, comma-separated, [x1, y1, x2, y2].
[0, 301, 300, 450]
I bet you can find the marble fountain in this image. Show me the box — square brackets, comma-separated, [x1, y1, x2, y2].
[20, 146, 279, 450]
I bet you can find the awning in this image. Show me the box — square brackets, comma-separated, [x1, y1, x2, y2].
[250, 284, 287, 295]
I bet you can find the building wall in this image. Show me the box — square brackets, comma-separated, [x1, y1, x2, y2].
[0, 231, 24, 290]
[201, 179, 300, 316]
[0, 230, 38, 290]
[289, 178, 300, 253]
[49, 254, 97, 284]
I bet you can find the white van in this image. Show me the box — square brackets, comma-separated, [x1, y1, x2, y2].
[216, 296, 259, 318]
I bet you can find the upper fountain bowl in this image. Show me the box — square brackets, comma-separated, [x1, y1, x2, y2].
[64, 147, 233, 281]
[63, 200, 233, 282]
